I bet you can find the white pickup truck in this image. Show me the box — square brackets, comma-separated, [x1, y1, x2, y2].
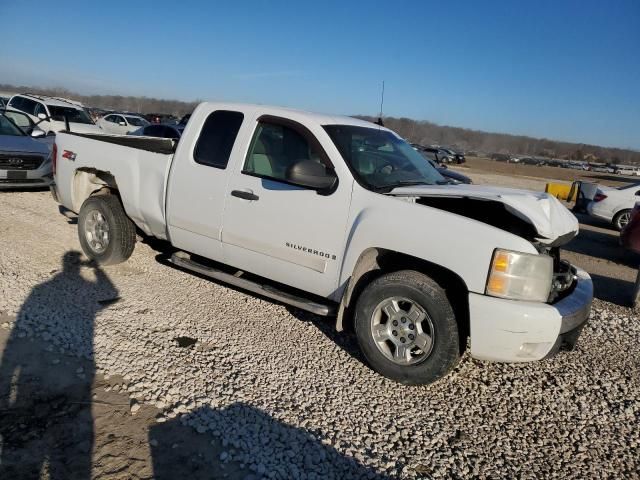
[51, 102, 593, 384]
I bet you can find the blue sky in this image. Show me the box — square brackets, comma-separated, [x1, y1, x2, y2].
[1, 0, 638, 148]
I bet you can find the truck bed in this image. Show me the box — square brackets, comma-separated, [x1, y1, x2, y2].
[63, 131, 177, 154]
[54, 131, 174, 239]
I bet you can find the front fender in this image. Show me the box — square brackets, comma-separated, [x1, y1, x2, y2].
[339, 189, 538, 295]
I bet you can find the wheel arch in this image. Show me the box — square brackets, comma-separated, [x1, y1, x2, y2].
[337, 247, 470, 353]
[71, 168, 120, 212]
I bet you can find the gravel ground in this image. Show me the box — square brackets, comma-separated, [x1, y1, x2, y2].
[0, 189, 639, 479]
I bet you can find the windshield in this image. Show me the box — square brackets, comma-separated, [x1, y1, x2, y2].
[0, 114, 25, 136]
[126, 116, 149, 127]
[47, 105, 94, 124]
[323, 125, 446, 191]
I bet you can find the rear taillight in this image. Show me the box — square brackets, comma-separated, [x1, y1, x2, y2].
[51, 142, 57, 176]
[594, 192, 607, 202]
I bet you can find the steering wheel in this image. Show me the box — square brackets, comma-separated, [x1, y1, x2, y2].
[374, 163, 394, 174]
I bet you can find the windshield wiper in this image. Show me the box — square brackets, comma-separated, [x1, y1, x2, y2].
[372, 180, 434, 194]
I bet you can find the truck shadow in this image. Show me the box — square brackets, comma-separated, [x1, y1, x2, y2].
[586, 274, 635, 307]
[155, 253, 368, 367]
[286, 307, 367, 365]
[149, 403, 392, 479]
[563, 216, 639, 306]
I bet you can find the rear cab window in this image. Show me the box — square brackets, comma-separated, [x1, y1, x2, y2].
[193, 110, 244, 169]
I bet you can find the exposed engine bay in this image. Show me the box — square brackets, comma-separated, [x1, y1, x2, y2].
[416, 196, 540, 241]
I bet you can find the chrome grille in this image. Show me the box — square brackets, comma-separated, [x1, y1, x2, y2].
[0, 154, 44, 170]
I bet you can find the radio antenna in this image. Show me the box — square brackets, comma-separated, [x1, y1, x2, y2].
[376, 80, 385, 127]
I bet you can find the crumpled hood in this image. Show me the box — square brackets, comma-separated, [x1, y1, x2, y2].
[391, 184, 579, 245]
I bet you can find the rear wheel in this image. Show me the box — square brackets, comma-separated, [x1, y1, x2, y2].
[78, 194, 136, 265]
[354, 270, 460, 385]
[613, 209, 632, 231]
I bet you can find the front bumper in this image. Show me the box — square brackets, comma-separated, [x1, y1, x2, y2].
[586, 202, 611, 223]
[0, 163, 52, 189]
[468, 268, 593, 362]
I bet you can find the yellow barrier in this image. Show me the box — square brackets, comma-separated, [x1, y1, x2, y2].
[545, 182, 577, 201]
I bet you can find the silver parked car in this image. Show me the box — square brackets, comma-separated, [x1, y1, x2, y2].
[0, 110, 53, 189]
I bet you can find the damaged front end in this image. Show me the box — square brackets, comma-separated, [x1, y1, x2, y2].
[390, 184, 581, 302]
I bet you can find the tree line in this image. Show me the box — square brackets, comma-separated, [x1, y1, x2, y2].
[2, 83, 637, 164]
[358, 115, 640, 164]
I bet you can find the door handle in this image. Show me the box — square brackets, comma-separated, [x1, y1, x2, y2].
[231, 189, 259, 201]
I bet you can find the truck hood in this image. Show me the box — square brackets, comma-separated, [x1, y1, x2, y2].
[391, 184, 579, 245]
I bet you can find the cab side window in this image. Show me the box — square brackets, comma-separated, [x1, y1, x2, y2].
[193, 110, 244, 169]
[243, 122, 324, 182]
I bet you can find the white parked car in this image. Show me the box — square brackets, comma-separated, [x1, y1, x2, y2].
[97, 113, 149, 135]
[590, 165, 615, 174]
[614, 166, 637, 176]
[587, 183, 640, 230]
[51, 102, 592, 385]
[6, 93, 102, 135]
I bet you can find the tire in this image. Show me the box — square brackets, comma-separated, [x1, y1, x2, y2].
[354, 270, 460, 385]
[613, 209, 632, 231]
[78, 194, 136, 265]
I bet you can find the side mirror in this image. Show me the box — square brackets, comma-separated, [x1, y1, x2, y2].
[37, 113, 48, 120]
[285, 160, 337, 191]
[31, 128, 46, 138]
[119, 121, 126, 126]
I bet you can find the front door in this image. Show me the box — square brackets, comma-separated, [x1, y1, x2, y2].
[222, 117, 353, 298]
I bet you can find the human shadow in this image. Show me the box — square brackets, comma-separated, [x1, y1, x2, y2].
[149, 403, 392, 479]
[0, 251, 118, 479]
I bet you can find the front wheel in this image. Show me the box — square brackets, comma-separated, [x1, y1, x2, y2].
[78, 194, 136, 265]
[354, 270, 461, 385]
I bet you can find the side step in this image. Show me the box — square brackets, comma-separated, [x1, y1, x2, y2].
[168, 252, 336, 316]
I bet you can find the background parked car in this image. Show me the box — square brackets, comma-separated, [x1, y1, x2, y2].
[438, 147, 466, 164]
[145, 113, 178, 124]
[177, 113, 191, 133]
[0, 109, 53, 189]
[587, 183, 640, 230]
[129, 124, 181, 140]
[413, 146, 472, 184]
[491, 153, 511, 162]
[412, 144, 453, 164]
[590, 164, 615, 173]
[98, 113, 150, 135]
[614, 166, 637, 176]
[6, 93, 102, 135]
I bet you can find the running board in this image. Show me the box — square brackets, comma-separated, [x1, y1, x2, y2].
[168, 252, 336, 316]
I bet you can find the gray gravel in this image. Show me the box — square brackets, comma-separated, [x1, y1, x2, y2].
[0, 190, 639, 479]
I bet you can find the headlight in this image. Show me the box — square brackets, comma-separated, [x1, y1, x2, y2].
[486, 249, 553, 302]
